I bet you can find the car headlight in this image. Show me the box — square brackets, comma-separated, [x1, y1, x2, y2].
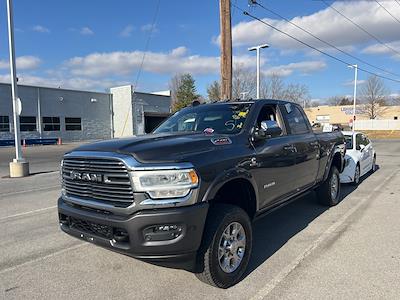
[130, 169, 199, 199]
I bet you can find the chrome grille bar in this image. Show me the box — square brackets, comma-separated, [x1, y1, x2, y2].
[62, 156, 134, 206]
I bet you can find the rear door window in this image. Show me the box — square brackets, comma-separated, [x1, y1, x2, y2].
[281, 104, 309, 135]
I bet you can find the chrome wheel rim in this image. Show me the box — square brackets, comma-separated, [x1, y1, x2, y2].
[218, 222, 246, 273]
[330, 173, 339, 200]
[355, 166, 360, 183]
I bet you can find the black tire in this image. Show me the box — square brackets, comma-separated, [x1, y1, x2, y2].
[351, 164, 360, 186]
[370, 155, 376, 173]
[195, 204, 252, 288]
[317, 165, 341, 206]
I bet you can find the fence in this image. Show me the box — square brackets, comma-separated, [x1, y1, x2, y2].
[354, 119, 400, 130]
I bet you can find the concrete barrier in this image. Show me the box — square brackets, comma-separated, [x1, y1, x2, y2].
[354, 120, 400, 130]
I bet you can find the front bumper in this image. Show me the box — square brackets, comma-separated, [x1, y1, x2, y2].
[58, 197, 209, 269]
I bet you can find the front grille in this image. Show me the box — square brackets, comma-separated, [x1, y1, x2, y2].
[62, 157, 134, 207]
[68, 216, 113, 239]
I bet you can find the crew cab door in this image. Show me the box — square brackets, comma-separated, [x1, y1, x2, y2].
[251, 104, 297, 208]
[279, 103, 320, 191]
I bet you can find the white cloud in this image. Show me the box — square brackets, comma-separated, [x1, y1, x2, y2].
[343, 79, 366, 86]
[120, 25, 135, 37]
[220, 1, 400, 52]
[362, 40, 400, 60]
[32, 25, 50, 33]
[65, 47, 221, 77]
[80, 27, 94, 35]
[0, 56, 41, 70]
[141, 23, 158, 33]
[264, 60, 326, 77]
[0, 73, 128, 91]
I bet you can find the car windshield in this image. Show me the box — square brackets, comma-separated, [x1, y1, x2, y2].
[344, 135, 353, 149]
[153, 103, 252, 135]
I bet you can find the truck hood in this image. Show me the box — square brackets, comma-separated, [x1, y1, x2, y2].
[71, 132, 229, 163]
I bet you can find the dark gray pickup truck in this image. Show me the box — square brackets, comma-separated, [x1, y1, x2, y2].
[58, 99, 345, 288]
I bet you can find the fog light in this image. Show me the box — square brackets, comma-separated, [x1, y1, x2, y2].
[143, 224, 183, 241]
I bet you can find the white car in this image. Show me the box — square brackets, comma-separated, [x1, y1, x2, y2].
[340, 131, 376, 185]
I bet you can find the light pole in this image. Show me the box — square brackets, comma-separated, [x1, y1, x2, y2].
[7, 0, 29, 177]
[248, 43, 269, 99]
[348, 64, 358, 132]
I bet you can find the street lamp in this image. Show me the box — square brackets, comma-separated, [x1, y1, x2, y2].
[248, 43, 269, 99]
[7, 0, 29, 177]
[348, 64, 358, 132]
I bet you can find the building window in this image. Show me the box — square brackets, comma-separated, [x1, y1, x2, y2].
[0, 116, 10, 132]
[65, 117, 82, 131]
[20, 116, 37, 132]
[43, 117, 60, 131]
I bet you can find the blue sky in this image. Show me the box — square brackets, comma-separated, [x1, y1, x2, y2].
[0, 0, 399, 102]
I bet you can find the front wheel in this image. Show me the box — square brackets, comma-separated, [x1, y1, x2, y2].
[351, 164, 360, 186]
[370, 156, 376, 173]
[317, 166, 341, 206]
[195, 204, 252, 288]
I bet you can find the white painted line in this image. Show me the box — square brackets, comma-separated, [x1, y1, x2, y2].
[0, 243, 87, 275]
[0, 206, 57, 222]
[250, 169, 399, 300]
[0, 185, 59, 197]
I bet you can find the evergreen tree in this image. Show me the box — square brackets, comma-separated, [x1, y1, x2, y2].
[207, 80, 221, 101]
[173, 73, 199, 112]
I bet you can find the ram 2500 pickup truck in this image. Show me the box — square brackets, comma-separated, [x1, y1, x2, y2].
[58, 99, 345, 288]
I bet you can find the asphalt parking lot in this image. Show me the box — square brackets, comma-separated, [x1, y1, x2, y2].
[0, 140, 399, 299]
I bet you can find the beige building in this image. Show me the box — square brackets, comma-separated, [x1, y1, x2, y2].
[305, 105, 400, 126]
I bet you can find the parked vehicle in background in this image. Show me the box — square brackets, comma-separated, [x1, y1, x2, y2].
[340, 131, 376, 185]
[58, 100, 345, 288]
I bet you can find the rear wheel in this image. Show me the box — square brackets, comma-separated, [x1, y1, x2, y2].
[317, 166, 341, 206]
[352, 164, 360, 186]
[195, 204, 252, 288]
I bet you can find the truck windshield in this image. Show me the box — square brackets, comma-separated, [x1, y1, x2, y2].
[153, 103, 252, 135]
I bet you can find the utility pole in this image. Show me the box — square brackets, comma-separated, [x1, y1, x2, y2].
[7, 0, 29, 177]
[220, 0, 232, 100]
[248, 44, 269, 99]
[348, 64, 358, 132]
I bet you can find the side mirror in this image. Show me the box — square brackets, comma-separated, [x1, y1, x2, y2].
[253, 120, 282, 141]
[359, 144, 365, 152]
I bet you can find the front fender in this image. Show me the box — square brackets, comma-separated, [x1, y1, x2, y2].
[200, 167, 259, 209]
[323, 146, 345, 182]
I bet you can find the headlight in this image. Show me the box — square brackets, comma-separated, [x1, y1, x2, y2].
[131, 169, 199, 199]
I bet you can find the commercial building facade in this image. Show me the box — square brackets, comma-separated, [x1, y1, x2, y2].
[0, 83, 172, 143]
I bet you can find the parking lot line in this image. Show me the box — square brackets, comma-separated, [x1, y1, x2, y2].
[0, 206, 57, 222]
[0, 243, 86, 275]
[0, 185, 59, 198]
[250, 169, 399, 300]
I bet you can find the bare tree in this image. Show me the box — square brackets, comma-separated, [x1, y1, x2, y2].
[260, 73, 310, 106]
[283, 83, 310, 107]
[327, 96, 352, 106]
[360, 75, 388, 119]
[169, 74, 183, 105]
[260, 73, 285, 99]
[232, 63, 256, 100]
[206, 80, 221, 101]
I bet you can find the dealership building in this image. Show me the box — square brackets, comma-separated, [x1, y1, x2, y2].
[0, 82, 171, 143]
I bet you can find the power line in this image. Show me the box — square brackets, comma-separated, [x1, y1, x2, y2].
[254, 1, 400, 78]
[321, 0, 400, 57]
[395, 0, 400, 8]
[231, 4, 400, 84]
[121, 0, 161, 136]
[374, 0, 400, 25]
